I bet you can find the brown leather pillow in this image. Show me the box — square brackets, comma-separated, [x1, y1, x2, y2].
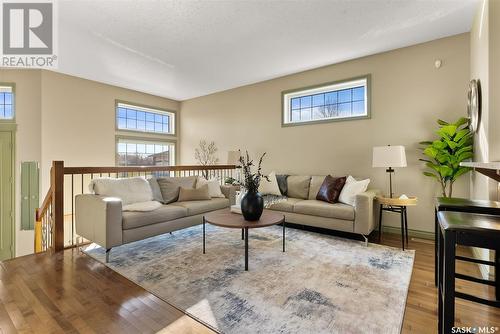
[316, 175, 347, 204]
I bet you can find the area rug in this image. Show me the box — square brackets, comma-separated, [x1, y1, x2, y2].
[84, 225, 415, 334]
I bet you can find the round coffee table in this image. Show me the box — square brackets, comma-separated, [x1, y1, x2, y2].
[203, 208, 285, 271]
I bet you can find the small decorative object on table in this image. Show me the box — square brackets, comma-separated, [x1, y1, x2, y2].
[239, 151, 269, 221]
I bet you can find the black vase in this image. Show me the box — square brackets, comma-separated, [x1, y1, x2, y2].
[241, 191, 264, 221]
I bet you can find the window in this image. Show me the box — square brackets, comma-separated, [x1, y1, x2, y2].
[116, 137, 175, 166]
[116, 102, 175, 135]
[282, 76, 370, 126]
[0, 86, 14, 120]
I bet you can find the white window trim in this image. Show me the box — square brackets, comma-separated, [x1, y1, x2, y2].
[115, 101, 176, 136]
[282, 75, 371, 126]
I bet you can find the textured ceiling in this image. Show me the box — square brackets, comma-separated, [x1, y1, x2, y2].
[57, 0, 479, 100]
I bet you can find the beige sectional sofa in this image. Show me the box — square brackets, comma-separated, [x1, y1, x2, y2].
[76, 174, 380, 262]
[75, 179, 235, 262]
[268, 175, 381, 241]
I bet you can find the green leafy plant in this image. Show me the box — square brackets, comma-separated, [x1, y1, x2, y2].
[419, 117, 473, 197]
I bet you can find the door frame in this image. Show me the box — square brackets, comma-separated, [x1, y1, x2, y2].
[0, 123, 17, 258]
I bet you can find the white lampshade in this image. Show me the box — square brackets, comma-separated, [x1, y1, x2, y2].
[372, 145, 407, 168]
[227, 151, 241, 165]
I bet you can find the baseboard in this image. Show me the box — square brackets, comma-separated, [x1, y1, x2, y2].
[382, 226, 434, 240]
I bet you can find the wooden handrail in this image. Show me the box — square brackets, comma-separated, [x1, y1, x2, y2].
[34, 161, 237, 253]
[36, 187, 53, 221]
[63, 164, 237, 174]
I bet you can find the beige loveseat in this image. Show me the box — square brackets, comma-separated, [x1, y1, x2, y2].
[75, 178, 235, 262]
[268, 175, 381, 242]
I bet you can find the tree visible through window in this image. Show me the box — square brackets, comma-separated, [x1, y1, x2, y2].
[283, 76, 370, 125]
[116, 138, 175, 166]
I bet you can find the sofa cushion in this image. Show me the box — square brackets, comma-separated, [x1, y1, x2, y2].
[259, 171, 282, 196]
[122, 205, 187, 230]
[339, 175, 370, 206]
[171, 198, 230, 216]
[178, 184, 211, 201]
[90, 177, 152, 205]
[276, 174, 289, 196]
[157, 176, 197, 204]
[148, 177, 165, 202]
[287, 175, 311, 199]
[316, 175, 346, 204]
[308, 175, 327, 200]
[268, 197, 303, 213]
[293, 200, 354, 220]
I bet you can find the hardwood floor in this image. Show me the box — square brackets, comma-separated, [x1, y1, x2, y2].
[0, 249, 215, 334]
[0, 232, 498, 333]
[377, 233, 500, 333]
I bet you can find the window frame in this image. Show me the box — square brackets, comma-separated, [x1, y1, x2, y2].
[115, 135, 178, 167]
[281, 74, 371, 127]
[0, 83, 16, 123]
[115, 100, 177, 137]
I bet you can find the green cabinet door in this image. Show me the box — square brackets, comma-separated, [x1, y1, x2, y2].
[0, 132, 14, 260]
[21, 161, 39, 230]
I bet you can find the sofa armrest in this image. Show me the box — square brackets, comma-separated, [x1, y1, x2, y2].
[353, 189, 382, 235]
[75, 194, 123, 249]
[220, 185, 237, 205]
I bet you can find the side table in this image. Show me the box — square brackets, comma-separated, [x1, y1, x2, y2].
[376, 196, 418, 250]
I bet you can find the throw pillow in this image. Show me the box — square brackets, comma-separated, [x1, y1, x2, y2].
[157, 176, 197, 204]
[276, 174, 288, 196]
[178, 184, 211, 201]
[89, 177, 153, 205]
[338, 175, 370, 206]
[258, 171, 282, 196]
[316, 175, 347, 203]
[287, 175, 311, 199]
[196, 177, 225, 198]
[147, 177, 165, 203]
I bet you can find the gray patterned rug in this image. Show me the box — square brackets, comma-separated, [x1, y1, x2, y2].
[84, 225, 414, 334]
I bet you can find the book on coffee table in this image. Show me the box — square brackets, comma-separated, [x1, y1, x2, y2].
[230, 205, 242, 214]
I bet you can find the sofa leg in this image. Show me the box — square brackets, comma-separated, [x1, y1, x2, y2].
[105, 248, 111, 263]
[360, 234, 368, 246]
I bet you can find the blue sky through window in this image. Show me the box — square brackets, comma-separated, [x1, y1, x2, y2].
[116, 103, 172, 134]
[0, 87, 14, 120]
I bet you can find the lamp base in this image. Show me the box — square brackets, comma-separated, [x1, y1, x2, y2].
[386, 167, 395, 198]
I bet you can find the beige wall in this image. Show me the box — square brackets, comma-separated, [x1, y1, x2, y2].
[0, 69, 179, 257]
[180, 33, 471, 233]
[0, 70, 42, 257]
[469, 0, 500, 279]
[40, 71, 179, 192]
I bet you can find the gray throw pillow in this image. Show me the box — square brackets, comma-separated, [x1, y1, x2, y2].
[276, 174, 288, 196]
[148, 177, 165, 203]
[157, 176, 197, 204]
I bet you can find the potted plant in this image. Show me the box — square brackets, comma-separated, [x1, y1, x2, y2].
[419, 117, 473, 197]
[238, 151, 269, 221]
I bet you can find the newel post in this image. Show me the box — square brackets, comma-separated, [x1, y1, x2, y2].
[52, 161, 64, 252]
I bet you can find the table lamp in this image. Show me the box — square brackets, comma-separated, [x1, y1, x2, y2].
[372, 145, 407, 198]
